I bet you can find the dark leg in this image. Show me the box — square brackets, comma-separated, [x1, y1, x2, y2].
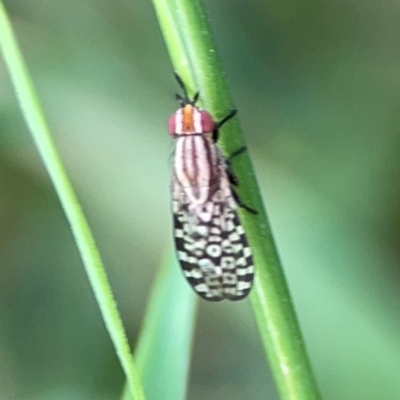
[226, 146, 246, 163]
[226, 146, 247, 185]
[213, 109, 238, 142]
[231, 187, 258, 215]
[227, 168, 239, 186]
[225, 146, 247, 186]
[216, 109, 237, 129]
[225, 146, 257, 214]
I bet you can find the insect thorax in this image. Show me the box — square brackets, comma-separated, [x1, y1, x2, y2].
[173, 135, 226, 205]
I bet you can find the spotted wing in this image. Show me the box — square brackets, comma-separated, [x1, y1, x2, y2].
[172, 186, 254, 301]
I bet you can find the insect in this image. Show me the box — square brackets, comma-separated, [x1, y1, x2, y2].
[168, 73, 256, 301]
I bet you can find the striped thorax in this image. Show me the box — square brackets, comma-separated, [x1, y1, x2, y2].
[169, 104, 221, 207]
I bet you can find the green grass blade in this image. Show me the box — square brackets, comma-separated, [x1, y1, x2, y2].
[0, 3, 145, 399]
[152, 0, 322, 398]
[121, 253, 197, 400]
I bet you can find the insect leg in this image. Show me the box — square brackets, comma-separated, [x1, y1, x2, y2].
[231, 188, 258, 215]
[225, 146, 247, 186]
[226, 168, 239, 186]
[225, 146, 257, 213]
[213, 109, 238, 142]
[227, 146, 247, 163]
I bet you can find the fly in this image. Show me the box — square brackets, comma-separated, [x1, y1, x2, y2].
[168, 73, 256, 301]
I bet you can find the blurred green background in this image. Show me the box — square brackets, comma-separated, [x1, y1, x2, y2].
[1, 0, 400, 399]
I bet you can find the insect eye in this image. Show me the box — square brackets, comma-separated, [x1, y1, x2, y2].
[168, 113, 177, 135]
[200, 110, 215, 133]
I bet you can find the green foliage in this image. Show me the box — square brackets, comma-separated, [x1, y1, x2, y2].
[0, 2, 144, 399]
[1, 0, 400, 399]
[122, 254, 197, 400]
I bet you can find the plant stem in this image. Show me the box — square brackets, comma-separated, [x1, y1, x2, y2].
[0, 3, 145, 399]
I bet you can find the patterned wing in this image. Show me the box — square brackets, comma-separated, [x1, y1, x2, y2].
[172, 185, 254, 301]
[218, 195, 254, 300]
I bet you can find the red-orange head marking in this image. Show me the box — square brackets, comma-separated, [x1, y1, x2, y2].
[168, 75, 215, 135]
[168, 104, 215, 135]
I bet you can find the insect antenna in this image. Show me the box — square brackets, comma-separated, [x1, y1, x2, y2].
[175, 93, 185, 107]
[173, 72, 200, 105]
[192, 91, 200, 105]
[173, 72, 189, 102]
